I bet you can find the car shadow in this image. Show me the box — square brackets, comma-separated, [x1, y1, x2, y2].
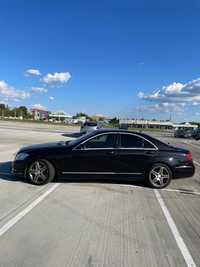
[0, 161, 22, 182]
[0, 161, 12, 173]
[0, 161, 148, 188]
[58, 175, 148, 189]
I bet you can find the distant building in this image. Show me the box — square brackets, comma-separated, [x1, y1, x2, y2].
[49, 111, 72, 122]
[173, 122, 198, 130]
[119, 119, 198, 130]
[31, 108, 50, 120]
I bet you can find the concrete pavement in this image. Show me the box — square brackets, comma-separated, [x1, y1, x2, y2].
[0, 126, 200, 267]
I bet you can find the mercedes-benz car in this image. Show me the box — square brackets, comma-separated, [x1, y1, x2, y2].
[174, 128, 193, 138]
[192, 128, 200, 140]
[12, 129, 195, 188]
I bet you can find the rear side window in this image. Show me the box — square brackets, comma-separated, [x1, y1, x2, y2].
[120, 134, 155, 149]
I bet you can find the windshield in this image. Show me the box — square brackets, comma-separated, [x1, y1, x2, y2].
[83, 122, 97, 127]
[68, 131, 96, 146]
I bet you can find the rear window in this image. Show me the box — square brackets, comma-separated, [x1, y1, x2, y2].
[84, 122, 97, 127]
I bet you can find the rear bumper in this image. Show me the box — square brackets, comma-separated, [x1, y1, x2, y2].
[174, 164, 195, 179]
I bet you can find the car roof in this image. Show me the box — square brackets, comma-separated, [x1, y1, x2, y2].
[92, 128, 147, 136]
[93, 128, 135, 132]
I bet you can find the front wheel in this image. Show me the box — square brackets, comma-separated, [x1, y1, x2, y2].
[147, 163, 172, 189]
[26, 159, 55, 185]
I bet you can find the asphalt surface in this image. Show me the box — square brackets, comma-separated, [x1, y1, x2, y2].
[0, 125, 200, 267]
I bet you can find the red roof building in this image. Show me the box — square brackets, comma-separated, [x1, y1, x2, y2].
[30, 109, 50, 120]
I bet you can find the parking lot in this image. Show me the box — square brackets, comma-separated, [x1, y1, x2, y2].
[0, 123, 200, 267]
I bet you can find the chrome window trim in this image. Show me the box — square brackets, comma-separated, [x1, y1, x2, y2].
[73, 131, 158, 151]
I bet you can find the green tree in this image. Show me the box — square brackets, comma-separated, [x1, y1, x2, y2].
[73, 112, 92, 120]
[109, 117, 119, 126]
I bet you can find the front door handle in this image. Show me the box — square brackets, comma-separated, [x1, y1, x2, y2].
[145, 150, 156, 155]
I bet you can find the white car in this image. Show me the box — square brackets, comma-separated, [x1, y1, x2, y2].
[80, 121, 99, 134]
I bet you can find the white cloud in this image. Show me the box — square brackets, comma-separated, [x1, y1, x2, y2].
[193, 102, 200, 106]
[140, 102, 184, 113]
[32, 104, 46, 110]
[164, 82, 184, 94]
[0, 80, 30, 101]
[25, 69, 41, 77]
[138, 91, 144, 98]
[49, 96, 54, 100]
[31, 87, 48, 93]
[138, 76, 200, 112]
[42, 72, 71, 85]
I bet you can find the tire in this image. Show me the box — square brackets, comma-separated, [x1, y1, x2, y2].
[146, 163, 172, 189]
[26, 159, 55, 185]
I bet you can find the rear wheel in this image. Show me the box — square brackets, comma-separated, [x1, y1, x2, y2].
[147, 163, 172, 189]
[27, 159, 55, 185]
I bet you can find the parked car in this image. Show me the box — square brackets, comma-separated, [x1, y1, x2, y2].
[174, 128, 193, 138]
[13, 129, 195, 188]
[80, 121, 99, 134]
[192, 128, 200, 140]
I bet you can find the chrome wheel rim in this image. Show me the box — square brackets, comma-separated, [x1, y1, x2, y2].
[28, 160, 49, 184]
[149, 166, 170, 187]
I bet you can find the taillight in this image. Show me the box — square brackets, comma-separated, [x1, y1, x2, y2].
[186, 152, 193, 162]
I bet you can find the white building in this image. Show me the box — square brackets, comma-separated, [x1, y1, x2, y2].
[49, 111, 72, 122]
[119, 119, 198, 130]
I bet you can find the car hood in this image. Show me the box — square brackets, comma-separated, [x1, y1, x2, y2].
[18, 141, 69, 153]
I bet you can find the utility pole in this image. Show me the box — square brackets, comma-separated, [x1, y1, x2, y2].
[169, 112, 172, 121]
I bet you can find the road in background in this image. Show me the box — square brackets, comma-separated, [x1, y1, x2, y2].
[0, 125, 200, 267]
[0, 120, 79, 134]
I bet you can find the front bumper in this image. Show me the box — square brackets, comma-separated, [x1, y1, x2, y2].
[174, 164, 195, 179]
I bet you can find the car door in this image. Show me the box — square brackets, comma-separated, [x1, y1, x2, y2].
[62, 133, 118, 174]
[115, 133, 158, 175]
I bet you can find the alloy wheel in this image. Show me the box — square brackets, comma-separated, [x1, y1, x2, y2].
[149, 165, 170, 188]
[28, 160, 49, 185]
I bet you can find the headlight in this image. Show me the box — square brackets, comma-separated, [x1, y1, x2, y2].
[15, 152, 29, 161]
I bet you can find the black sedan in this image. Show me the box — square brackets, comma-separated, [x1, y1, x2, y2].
[12, 129, 195, 188]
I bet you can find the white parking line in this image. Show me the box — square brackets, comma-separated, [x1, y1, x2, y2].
[154, 189, 197, 267]
[0, 183, 60, 237]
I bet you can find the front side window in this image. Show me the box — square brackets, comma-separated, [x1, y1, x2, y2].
[120, 134, 155, 149]
[82, 134, 116, 149]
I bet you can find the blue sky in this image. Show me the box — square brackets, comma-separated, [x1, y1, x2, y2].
[0, 0, 200, 121]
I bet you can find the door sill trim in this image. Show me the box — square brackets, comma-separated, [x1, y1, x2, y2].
[62, 172, 142, 175]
